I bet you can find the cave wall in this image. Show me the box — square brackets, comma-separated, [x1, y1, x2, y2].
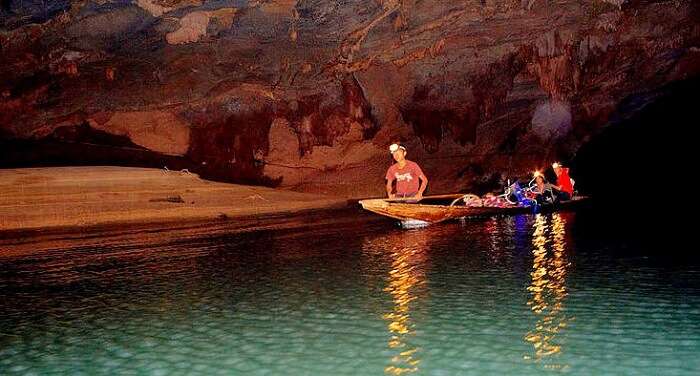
[1, 0, 699, 197]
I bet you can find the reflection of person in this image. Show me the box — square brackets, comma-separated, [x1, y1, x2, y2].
[385, 143, 428, 200]
[552, 162, 574, 201]
[361, 228, 431, 375]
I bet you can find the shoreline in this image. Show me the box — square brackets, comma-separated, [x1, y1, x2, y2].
[0, 166, 367, 244]
[0, 206, 383, 256]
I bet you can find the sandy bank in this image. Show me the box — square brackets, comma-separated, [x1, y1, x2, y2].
[0, 166, 350, 234]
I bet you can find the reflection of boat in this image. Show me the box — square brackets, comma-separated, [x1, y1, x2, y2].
[359, 194, 588, 226]
[524, 213, 572, 370]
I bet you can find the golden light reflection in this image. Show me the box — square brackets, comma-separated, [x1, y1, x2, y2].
[524, 213, 572, 370]
[364, 230, 430, 375]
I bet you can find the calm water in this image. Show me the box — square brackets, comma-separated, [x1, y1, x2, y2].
[1, 209, 699, 375]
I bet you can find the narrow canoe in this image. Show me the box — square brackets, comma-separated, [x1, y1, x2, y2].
[358, 194, 588, 225]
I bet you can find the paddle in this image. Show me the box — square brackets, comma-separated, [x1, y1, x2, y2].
[385, 196, 424, 203]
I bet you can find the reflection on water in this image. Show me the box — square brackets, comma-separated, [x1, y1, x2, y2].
[524, 213, 572, 370]
[3, 210, 700, 375]
[363, 230, 430, 375]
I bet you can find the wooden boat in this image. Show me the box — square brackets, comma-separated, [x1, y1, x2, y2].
[359, 194, 589, 226]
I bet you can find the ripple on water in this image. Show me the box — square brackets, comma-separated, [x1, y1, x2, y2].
[2, 213, 700, 375]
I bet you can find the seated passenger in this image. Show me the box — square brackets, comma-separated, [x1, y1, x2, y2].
[530, 172, 556, 205]
[552, 162, 574, 201]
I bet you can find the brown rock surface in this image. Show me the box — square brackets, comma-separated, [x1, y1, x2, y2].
[90, 110, 191, 155]
[1, 0, 698, 197]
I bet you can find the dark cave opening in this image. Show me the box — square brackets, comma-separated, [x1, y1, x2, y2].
[571, 77, 696, 206]
[569, 76, 697, 241]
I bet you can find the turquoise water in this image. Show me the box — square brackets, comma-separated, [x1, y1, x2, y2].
[1, 210, 699, 375]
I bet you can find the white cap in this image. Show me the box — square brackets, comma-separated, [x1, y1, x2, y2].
[389, 143, 406, 153]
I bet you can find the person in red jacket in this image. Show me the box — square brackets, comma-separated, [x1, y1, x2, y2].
[552, 162, 574, 201]
[385, 143, 428, 201]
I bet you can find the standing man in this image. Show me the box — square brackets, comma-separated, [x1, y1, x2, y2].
[385, 143, 428, 201]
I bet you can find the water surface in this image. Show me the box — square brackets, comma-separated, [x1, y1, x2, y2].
[1, 209, 699, 375]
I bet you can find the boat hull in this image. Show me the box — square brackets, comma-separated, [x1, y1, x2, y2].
[359, 194, 588, 224]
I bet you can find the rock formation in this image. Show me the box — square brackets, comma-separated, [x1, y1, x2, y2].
[1, 0, 698, 197]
